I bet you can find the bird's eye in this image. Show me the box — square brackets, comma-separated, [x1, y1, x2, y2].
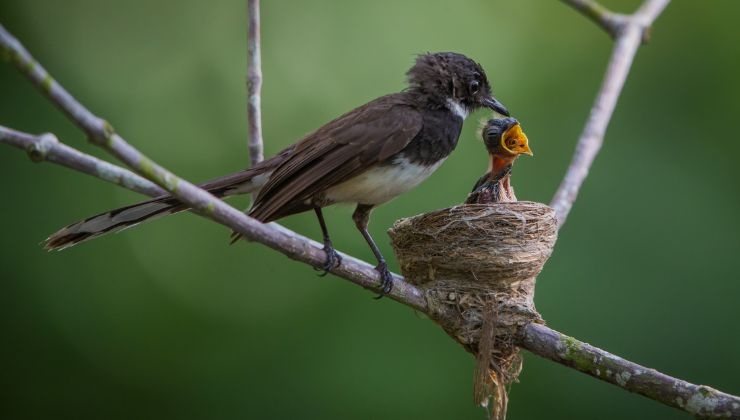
[469, 80, 480, 94]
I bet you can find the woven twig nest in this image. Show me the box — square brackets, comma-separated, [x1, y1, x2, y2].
[390, 202, 556, 288]
[388, 201, 557, 417]
[389, 201, 557, 342]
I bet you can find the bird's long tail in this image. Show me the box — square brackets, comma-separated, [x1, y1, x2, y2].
[44, 166, 272, 251]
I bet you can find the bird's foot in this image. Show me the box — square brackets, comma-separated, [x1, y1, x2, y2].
[314, 240, 342, 276]
[372, 260, 393, 299]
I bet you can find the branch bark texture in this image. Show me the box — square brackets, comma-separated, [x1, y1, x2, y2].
[521, 324, 740, 418]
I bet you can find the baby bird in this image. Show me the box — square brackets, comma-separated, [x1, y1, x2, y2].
[466, 117, 532, 204]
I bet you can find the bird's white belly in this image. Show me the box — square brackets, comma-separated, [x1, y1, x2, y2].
[324, 157, 446, 205]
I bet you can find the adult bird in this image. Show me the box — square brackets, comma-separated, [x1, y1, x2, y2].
[45, 52, 510, 295]
[467, 117, 532, 204]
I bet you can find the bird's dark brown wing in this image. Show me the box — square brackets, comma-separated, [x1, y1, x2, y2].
[249, 93, 423, 222]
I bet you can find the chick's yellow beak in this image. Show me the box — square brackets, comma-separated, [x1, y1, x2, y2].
[501, 123, 533, 156]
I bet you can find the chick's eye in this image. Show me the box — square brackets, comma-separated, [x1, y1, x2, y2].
[469, 80, 480, 94]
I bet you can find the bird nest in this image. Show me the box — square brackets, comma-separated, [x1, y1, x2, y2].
[390, 202, 556, 288]
[388, 202, 557, 418]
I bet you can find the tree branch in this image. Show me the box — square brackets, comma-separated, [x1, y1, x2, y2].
[0, 125, 166, 197]
[247, 0, 264, 166]
[559, 0, 628, 38]
[520, 323, 740, 418]
[0, 22, 426, 311]
[550, 0, 670, 228]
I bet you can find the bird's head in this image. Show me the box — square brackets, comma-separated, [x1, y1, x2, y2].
[482, 117, 532, 157]
[481, 117, 532, 175]
[406, 52, 509, 118]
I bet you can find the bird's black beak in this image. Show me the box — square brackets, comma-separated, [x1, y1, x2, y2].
[482, 97, 510, 117]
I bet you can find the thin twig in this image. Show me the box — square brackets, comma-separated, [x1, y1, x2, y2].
[519, 323, 740, 418]
[550, 0, 670, 228]
[0, 23, 426, 311]
[247, 0, 264, 166]
[0, 125, 165, 197]
[559, 0, 628, 38]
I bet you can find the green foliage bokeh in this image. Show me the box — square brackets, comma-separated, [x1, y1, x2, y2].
[1, 1, 739, 419]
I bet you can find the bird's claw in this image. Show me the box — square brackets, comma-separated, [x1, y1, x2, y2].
[373, 261, 393, 299]
[315, 241, 342, 276]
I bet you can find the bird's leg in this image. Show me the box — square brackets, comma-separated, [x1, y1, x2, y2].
[352, 204, 393, 297]
[313, 206, 342, 276]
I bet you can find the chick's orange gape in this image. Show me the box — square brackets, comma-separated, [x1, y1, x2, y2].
[501, 123, 532, 157]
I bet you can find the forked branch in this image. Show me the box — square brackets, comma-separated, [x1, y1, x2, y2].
[560, 0, 629, 38]
[550, 0, 670, 228]
[0, 126, 164, 197]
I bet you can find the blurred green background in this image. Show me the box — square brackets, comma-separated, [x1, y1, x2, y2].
[1, 0, 739, 419]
